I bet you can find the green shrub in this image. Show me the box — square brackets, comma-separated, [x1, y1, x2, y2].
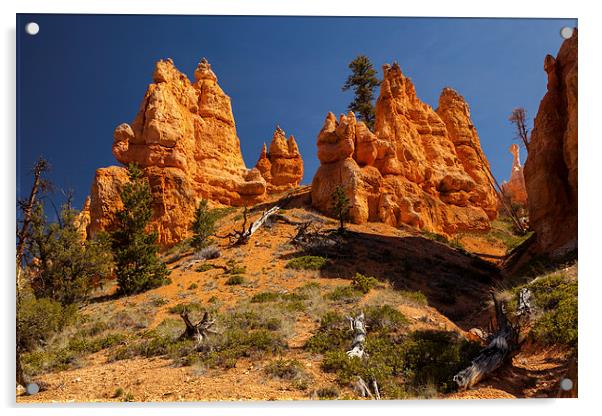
[250, 292, 281, 303]
[351, 273, 379, 294]
[18, 295, 78, 351]
[195, 263, 215, 273]
[26, 201, 114, 305]
[224, 259, 246, 275]
[167, 302, 204, 315]
[225, 275, 244, 285]
[313, 386, 340, 400]
[265, 358, 304, 380]
[512, 273, 578, 347]
[187, 283, 198, 290]
[305, 312, 348, 353]
[190, 199, 218, 249]
[285, 256, 327, 271]
[364, 305, 409, 331]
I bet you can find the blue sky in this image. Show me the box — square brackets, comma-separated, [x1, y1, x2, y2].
[17, 14, 576, 210]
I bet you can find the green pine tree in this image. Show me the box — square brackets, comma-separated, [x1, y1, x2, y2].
[27, 200, 113, 305]
[110, 164, 170, 295]
[331, 185, 351, 231]
[190, 199, 218, 249]
[342, 55, 380, 131]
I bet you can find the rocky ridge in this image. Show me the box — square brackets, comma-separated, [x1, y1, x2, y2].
[311, 62, 498, 236]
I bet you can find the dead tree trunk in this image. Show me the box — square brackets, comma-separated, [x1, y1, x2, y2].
[16, 158, 49, 387]
[453, 293, 518, 390]
[220, 205, 280, 246]
[179, 312, 217, 350]
[346, 313, 380, 400]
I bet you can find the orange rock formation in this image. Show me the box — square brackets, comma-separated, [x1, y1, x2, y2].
[89, 58, 302, 247]
[255, 126, 304, 193]
[524, 30, 578, 255]
[311, 62, 498, 235]
[501, 144, 528, 207]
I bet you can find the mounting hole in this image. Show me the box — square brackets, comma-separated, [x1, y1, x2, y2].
[560, 26, 574, 40]
[26, 383, 39, 395]
[25, 22, 40, 36]
[560, 378, 573, 391]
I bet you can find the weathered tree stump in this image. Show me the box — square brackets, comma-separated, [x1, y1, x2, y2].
[453, 293, 519, 390]
[179, 312, 218, 350]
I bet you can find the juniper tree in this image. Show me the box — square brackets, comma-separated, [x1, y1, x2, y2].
[190, 199, 218, 249]
[110, 164, 170, 295]
[27, 200, 113, 305]
[331, 185, 350, 231]
[342, 55, 381, 131]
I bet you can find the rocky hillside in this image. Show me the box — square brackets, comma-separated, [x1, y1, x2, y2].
[17, 191, 576, 402]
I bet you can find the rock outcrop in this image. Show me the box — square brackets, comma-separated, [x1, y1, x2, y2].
[89, 58, 302, 247]
[255, 127, 304, 193]
[524, 29, 578, 256]
[74, 196, 91, 240]
[311, 62, 498, 235]
[501, 144, 528, 207]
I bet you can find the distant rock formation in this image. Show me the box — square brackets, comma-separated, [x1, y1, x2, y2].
[311, 62, 498, 235]
[89, 58, 302, 247]
[501, 144, 528, 207]
[74, 196, 91, 240]
[524, 29, 578, 256]
[255, 126, 304, 193]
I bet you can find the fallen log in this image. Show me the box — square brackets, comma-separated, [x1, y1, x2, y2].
[453, 293, 518, 390]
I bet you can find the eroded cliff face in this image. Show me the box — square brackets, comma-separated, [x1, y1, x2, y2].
[255, 127, 304, 194]
[89, 58, 302, 247]
[524, 30, 578, 256]
[311, 62, 498, 236]
[501, 144, 528, 207]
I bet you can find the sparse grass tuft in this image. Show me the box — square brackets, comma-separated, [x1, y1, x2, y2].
[399, 290, 428, 306]
[250, 292, 281, 303]
[167, 302, 204, 315]
[326, 285, 362, 303]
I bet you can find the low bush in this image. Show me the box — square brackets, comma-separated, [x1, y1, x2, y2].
[225, 275, 244, 285]
[351, 273, 379, 294]
[264, 358, 305, 380]
[510, 272, 577, 347]
[195, 263, 215, 273]
[285, 256, 327, 271]
[250, 292, 280, 303]
[167, 302, 204, 315]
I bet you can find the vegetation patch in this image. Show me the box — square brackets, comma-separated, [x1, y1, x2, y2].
[398, 290, 428, 306]
[225, 275, 245, 286]
[326, 285, 362, 303]
[195, 263, 215, 273]
[509, 272, 577, 347]
[285, 255, 327, 271]
[351, 273, 379, 294]
[167, 302, 205, 315]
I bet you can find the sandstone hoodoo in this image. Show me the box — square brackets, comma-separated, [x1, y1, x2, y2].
[524, 29, 578, 256]
[89, 58, 303, 247]
[501, 144, 528, 207]
[311, 62, 498, 236]
[255, 126, 304, 194]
